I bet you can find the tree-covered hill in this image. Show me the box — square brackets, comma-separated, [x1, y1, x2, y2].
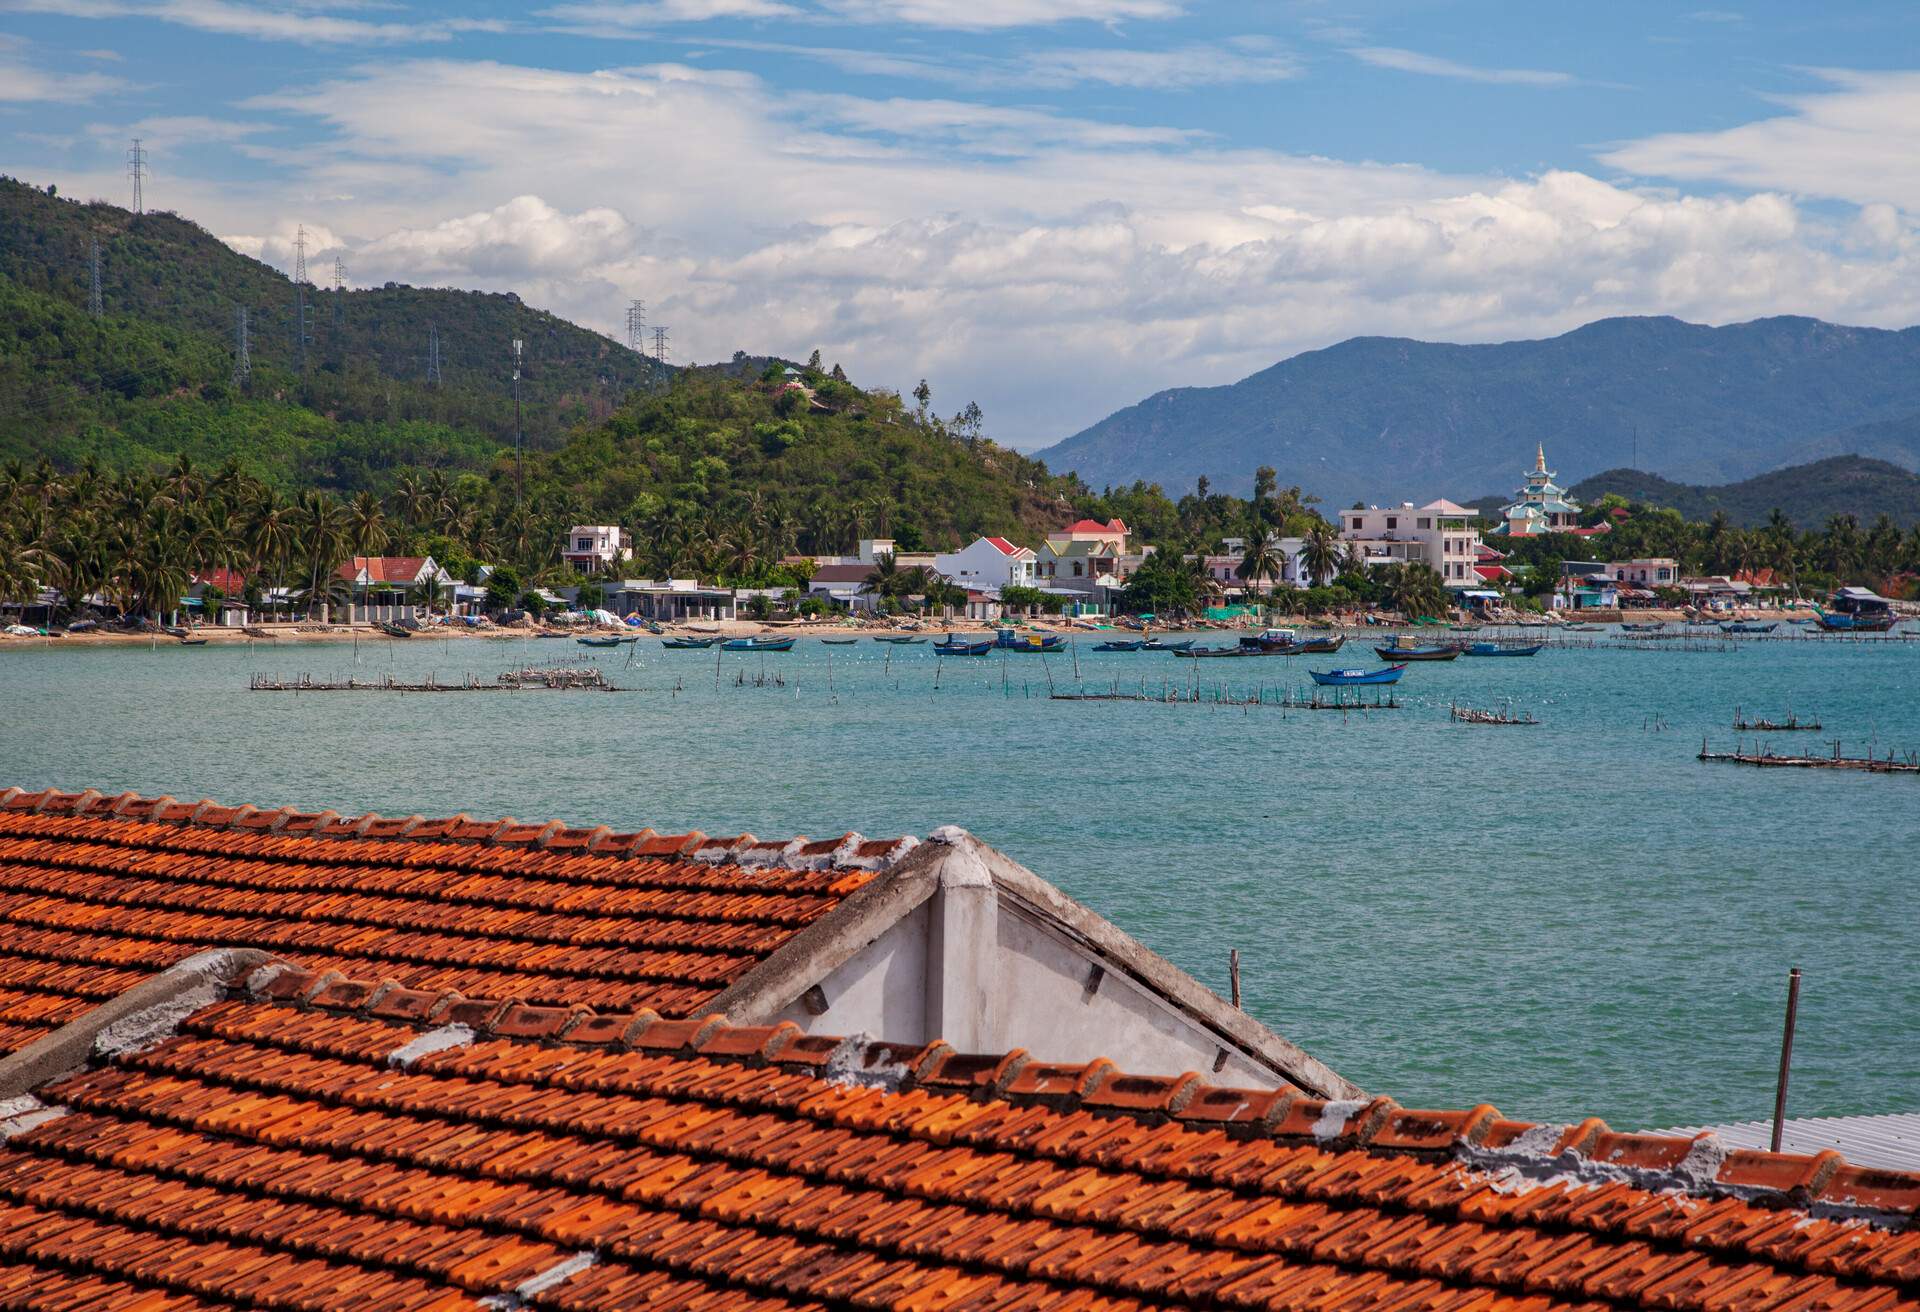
[0, 175, 664, 457]
[1562, 454, 1920, 529]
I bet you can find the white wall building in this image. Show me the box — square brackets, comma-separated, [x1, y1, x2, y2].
[933, 536, 1037, 592]
[1339, 500, 1482, 589]
[560, 526, 632, 574]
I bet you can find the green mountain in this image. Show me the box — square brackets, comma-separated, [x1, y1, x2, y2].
[0, 175, 666, 487]
[1562, 454, 1920, 529]
[1038, 316, 1920, 507]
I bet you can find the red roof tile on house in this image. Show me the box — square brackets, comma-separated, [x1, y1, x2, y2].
[190, 567, 246, 594]
[1062, 518, 1128, 536]
[336, 556, 433, 585]
[0, 787, 912, 1053]
[0, 957, 1914, 1311]
[983, 536, 1026, 557]
[1473, 565, 1512, 581]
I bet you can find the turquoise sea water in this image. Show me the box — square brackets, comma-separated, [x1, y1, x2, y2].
[3, 628, 1916, 1130]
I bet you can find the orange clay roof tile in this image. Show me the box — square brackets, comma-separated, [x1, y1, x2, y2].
[0, 791, 920, 1053]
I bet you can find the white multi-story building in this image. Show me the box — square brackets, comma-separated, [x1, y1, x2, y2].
[560, 526, 632, 574]
[1203, 537, 1312, 592]
[934, 536, 1037, 592]
[1339, 500, 1482, 589]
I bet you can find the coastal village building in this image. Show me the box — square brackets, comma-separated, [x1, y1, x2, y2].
[333, 555, 452, 623]
[560, 525, 633, 574]
[603, 578, 736, 621]
[932, 535, 1036, 593]
[1497, 444, 1585, 536]
[1202, 536, 1311, 594]
[1612, 557, 1681, 587]
[806, 562, 881, 612]
[0, 785, 1916, 1310]
[1339, 500, 1482, 588]
[1035, 518, 1136, 611]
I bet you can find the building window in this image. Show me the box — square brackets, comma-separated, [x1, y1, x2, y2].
[1072, 562, 1083, 577]
[577, 538, 591, 550]
[1419, 518, 1431, 529]
[1386, 517, 1397, 530]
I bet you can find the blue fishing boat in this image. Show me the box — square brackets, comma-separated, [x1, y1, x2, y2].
[995, 628, 1065, 651]
[1372, 643, 1459, 662]
[1464, 642, 1544, 657]
[1143, 637, 1194, 651]
[662, 636, 719, 649]
[1720, 621, 1778, 634]
[576, 634, 624, 648]
[1310, 663, 1408, 686]
[1093, 639, 1146, 652]
[722, 635, 795, 651]
[933, 637, 993, 655]
[1619, 622, 1665, 633]
[1172, 644, 1247, 659]
[873, 635, 926, 644]
[821, 637, 859, 645]
[1813, 588, 1897, 631]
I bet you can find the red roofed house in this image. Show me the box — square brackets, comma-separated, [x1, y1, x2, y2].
[1036, 518, 1132, 605]
[187, 567, 253, 626]
[334, 555, 452, 624]
[933, 535, 1036, 594]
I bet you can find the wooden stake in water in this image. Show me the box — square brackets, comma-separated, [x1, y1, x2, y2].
[1772, 967, 1801, 1152]
[1229, 949, 1241, 1008]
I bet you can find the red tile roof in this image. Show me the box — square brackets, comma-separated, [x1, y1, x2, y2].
[2, 959, 1915, 1311]
[1062, 518, 1128, 536]
[983, 537, 1026, 557]
[190, 567, 247, 594]
[0, 788, 913, 1054]
[336, 556, 434, 585]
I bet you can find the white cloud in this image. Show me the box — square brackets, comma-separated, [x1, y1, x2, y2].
[59, 54, 1920, 451]
[0, 34, 130, 101]
[1601, 68, 1920, 211]
[3, 0, 508, 44]
[1348, 45, 1575, 87]
[1020, 38, 1298, 89]
[817, 0, 1181, 30]
[538, 0, 797, 31]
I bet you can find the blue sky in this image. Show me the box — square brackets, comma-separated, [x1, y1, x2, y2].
[3, 1, 1918, 449]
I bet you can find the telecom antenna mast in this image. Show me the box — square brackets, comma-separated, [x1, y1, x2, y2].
[232, 307, 251, 388]
[126, 139, 146, 214]
[87, 240, 103, 316]
[625, 299, 645, 352]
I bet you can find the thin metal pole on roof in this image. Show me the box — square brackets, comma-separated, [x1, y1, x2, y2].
[1772, 967, 1802, 1153]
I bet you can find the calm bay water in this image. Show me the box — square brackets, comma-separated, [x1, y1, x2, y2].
[4, 628, 1916, 1129]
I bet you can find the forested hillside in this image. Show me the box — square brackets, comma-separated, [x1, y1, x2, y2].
[0, 175, 665, 479]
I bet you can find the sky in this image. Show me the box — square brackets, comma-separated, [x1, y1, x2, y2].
[3, 1, 1919, 452]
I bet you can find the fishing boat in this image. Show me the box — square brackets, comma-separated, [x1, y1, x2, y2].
[1310, 663, 1407, 686]
[378, 621, 413, 639]
[576, 634, 625, 648]
[1172, 645, 1247, 659]
[722, 635, 796, 651]
[821, 637, 859, 645]
[1297, 635, 1345, 654]
[933, 637, 994, 656]
[1812, 588, 1898, 631]
[1142, 637, 1194, 651]
[1566, 623, 1604, 632]
[1092, 639, 1146, 652]
[661, 636, 719, 649]
[995, 628, 1064, 651]
[1620, 622, 1665, 633]
[1720, 621, 1779, 634]
[873, 634, 922, 644]
[1464, 642, 1544, 657]
[177, 635, 209, 646]
[1372, 643, 1459, 662]
[1238, 627, 1298, 653]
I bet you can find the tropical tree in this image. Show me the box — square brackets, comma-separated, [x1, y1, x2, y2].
[1302, 519, 1341, 587]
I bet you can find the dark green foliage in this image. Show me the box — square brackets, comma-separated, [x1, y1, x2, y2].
[1565, 455, 1920, 529]
[1042, 315, 1920, 506]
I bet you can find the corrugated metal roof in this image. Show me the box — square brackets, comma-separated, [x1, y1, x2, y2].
[1657, 1112, 1920, 1173]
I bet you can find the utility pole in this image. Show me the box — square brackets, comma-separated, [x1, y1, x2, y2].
[651, 325, 669, 366]
[292, 224, 308, 286]
[426, 325, 442, 386]
[126, 139, 146, 214]
[232, 306, 251, 388]
[332, 256, 346, 329]
[87, 239, 103, 317]
[294, 286, 312, 375]
[625, 299, 645, 352]
[512, 337, 524, 510]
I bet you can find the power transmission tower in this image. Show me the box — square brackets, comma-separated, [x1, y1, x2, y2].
[511, 338, 525, 509]
[292, 224, 308, 285]
[126, 139, 146, 214]
[232, 307, 251, 388]
[426, 325, 442, 385]
[651, 326, 669, 365]
[332, 256, 346, 328]
[87, 240, 103, 316]
[625, 299, 645, 352]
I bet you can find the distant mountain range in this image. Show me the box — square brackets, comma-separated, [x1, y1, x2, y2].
[1037, 316, 1920, 510]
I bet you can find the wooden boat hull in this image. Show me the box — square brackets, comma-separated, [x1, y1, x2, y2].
[1373, 645, 1459, 661]
[1093, 640, 1146, 652]
[1172, 646, 1246, 659]
[662, 637, 719, 648]
[1311, 663, 1407, 686]
[722, 637, 796, 651]
[933, 640, 993, 655]
[1143, 639, 1194, 651]
[1464, 643, 1543, 656]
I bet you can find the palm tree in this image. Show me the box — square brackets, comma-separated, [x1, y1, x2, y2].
[348, 491, 388, 555]
[1236, 528, 1280, 601]
[865, 551, 901, 605]
[296, 493, 349, 623]
[1302, 520, 1341, 587]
